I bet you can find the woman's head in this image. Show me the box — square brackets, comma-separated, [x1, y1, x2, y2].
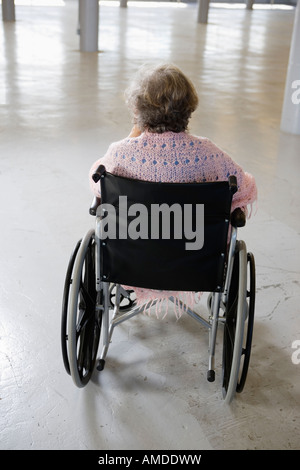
[125, 64, 199, 133]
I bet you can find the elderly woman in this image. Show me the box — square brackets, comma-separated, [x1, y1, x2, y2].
[89, 64, 257, 313]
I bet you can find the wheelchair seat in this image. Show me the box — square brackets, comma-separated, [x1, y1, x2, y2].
[61, 165, 256, 403]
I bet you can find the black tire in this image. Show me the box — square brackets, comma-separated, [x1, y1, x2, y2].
[61, 239, 81, 375]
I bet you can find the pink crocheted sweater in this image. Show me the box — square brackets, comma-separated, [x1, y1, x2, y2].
[89, 131, 257, 315]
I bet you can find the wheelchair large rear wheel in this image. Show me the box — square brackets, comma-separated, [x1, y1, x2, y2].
[66, 230, 101, 387]
[222, 240, 252, 403]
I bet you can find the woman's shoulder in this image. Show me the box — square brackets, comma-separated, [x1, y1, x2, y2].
[104, 135, 138, 155]
[188, 133, 218, 148]
[190, 134, 232, 157]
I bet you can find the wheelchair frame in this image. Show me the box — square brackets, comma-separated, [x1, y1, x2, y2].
[61, 171, 255, 403]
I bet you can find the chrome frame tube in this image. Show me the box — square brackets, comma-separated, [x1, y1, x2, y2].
[222, 226, 237, 305]
[169, 296, 211, 329]
[208, 292, 221, 373]
[95, 215, 102, 293]
[101, 282, 110, 358]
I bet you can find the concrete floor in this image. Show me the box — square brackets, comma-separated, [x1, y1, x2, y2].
[1, 0, 300, 451]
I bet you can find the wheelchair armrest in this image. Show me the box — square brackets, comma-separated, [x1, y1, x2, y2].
[231, 208, 246, 227]
[89, 196, 101, 216]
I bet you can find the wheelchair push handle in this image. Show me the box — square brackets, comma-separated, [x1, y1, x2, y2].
[90, 165, 105, 215]
[89, 196, 101, 216]
[228, 175, 238, 194]
[92, 164, 106, 183]
[227, 176, 246, 227]
[231, 207, 246, 227]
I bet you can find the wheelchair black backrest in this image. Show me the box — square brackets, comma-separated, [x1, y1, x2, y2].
[94, 166, 237, 293]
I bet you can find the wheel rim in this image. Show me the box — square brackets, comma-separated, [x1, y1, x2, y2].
[236, 252, 255, 393]
[68, 231, 101, 387]
[222, 241, 247, 402]
[222, 250, 239, 394]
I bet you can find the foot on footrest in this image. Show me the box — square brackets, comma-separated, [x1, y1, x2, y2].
[207, 370, 215, 382]
[97, 359, 105, 371]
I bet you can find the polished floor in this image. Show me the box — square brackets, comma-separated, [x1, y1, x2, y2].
[1, 0, 300, 450]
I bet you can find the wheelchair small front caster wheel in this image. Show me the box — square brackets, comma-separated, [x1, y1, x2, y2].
[207, 370, 215, 382]
[97, 359, 105, 371]
[109, 285, 136, 311]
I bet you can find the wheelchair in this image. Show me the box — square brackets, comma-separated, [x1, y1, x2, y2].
[61, 165, 256, 403]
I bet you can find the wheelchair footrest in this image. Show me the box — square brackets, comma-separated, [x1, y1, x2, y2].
[207, 370, 215, 382]
[97, 359, 106, 371]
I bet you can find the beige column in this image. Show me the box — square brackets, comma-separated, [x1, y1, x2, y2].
[78, 0, 99, 52]
[280, 1, 300, 135]
[2, 0, 15, 22]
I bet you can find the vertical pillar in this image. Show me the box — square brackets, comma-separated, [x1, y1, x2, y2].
[120, 0, 128, 7]
[197, 0, 210, 24]
[246, 0, 255, 10]
[280, 1, 300, 135]
[79, 0, 99, 52]
[2, 0, 15, 22]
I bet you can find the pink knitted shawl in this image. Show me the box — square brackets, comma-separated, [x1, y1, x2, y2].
[90, 131, 257, 316]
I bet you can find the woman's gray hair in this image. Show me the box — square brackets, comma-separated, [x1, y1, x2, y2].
[125, 64, 199, 133]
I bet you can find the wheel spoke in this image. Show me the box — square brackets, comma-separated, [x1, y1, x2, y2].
[80, 276, 96, 308]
